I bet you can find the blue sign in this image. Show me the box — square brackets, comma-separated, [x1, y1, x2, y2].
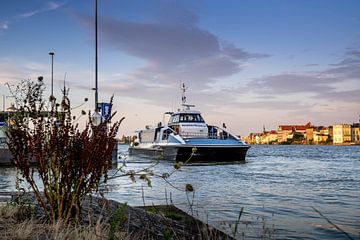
[100, 102, 111, 120]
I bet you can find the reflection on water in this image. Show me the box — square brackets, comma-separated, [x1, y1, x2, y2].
[1, 145, 359, 239]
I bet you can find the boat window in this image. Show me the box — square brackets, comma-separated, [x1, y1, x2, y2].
[169, 114, 180, 124]
[179, 114, 205, 123]
[162, 129, 172, 140]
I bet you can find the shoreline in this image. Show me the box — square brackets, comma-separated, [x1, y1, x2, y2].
[0, 191, 233, 239]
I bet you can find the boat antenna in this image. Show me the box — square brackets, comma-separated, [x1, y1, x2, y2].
[180, 83, 194, 110]
[181, 83, 188, 104]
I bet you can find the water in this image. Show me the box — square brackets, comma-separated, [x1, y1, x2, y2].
[1, 145, 359, 239]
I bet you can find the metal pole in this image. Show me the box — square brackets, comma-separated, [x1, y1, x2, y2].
[95, 0, 98, 111]
[49, 52, 54, 98]
[2, 95, 4, 111]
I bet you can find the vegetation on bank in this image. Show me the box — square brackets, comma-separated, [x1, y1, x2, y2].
[0, 192, 237, 240]
[6, 77, 124, 224]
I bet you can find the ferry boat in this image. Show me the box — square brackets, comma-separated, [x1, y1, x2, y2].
[129, 84, 250, 162]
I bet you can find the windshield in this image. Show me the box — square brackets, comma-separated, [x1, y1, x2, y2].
[169, 113, 205, 123]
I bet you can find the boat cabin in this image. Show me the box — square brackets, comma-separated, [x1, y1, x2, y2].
[167, 111, 208, 139]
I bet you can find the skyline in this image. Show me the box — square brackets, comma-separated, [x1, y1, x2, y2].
[0, 0, 359, 136]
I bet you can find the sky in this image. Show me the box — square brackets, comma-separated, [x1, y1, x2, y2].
[0, 0, 359, 136]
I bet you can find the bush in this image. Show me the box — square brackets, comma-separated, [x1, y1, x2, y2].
[6, 78, 124, 224]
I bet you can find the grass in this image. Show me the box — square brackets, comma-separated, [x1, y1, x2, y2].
[0, 203, 127, 240]
[0, 198, 236, 240]
[145, 206, 183, 221]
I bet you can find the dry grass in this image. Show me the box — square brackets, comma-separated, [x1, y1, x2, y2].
[0, 203, 128, 240]
[0, 199, 236, 240]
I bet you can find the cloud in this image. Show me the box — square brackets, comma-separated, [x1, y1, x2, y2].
[0, 1, 65, 34]
[16, 11, 39, 19]
[0, 58, 49, 86]
[247, 46, 360, 103]
[46, 1, 63, 11]
[249, 73, 338, 94]
[318, 89, 360, 102]
[97, 18, 266, 99]
[345, 47, 360, 58]
[326, 50, 360, 80]
[15, 1, 65, 19]
[234, 100, 311, 111]
[76, 3, 268, 92]
[0, 21, 9, 30]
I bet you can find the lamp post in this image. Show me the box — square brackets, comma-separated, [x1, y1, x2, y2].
[94, 0, 98, 111]
[91, 0, 101, 126]
[49, 52, 55, 99]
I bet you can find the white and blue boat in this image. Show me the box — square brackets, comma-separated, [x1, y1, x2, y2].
[0, 109, 14, 166]
[129, 84, 250, 162]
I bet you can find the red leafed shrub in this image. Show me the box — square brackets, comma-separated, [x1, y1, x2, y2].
[6, 78, 124, 224]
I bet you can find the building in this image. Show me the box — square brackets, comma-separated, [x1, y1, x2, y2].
[351, 123, 360, 144]
[277, 122, 311, 143]
[306, 126, 330, 144]
[260, 130, 278, 144]
[333, 124, 351, 144]
[245, 132, 262, 144]
[313, 126, 330, 144]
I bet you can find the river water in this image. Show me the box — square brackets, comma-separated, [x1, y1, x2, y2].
[0, 145, 359, 239]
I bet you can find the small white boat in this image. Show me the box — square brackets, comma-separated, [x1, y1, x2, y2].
[129, 84, 250, 162]
[0, 111, 12, 166]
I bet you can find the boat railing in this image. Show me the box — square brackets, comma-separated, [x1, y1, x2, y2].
[208, 125, 239, 140]
[178, 125, 239, 140]
[180, 132, 208, 139]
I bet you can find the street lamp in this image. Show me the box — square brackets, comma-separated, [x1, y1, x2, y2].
[49, 52, 55, 99]
[94, 0, 98, 111]
[91, 0, 101, 126]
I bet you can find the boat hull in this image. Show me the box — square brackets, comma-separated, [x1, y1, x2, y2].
[129, 145, 250, 162]
[0, 148, 12, 166]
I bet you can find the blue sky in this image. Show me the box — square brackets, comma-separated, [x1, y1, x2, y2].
[0, 0, 359, 136]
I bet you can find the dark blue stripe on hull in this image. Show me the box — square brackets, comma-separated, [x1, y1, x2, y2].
[129, 146, 250, 162]
[173, 146, 249, 162]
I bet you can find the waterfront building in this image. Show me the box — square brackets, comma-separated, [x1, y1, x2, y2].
[305, 127, 314, 142]
[306, 126, 330, 144]
[277, 122, 311, 143]
[260, 130, 278, 144]
[351, 123, 360, 144]
[245, 132, 262, 144]
[333, 124, 351, 144]
[313, 126, 330, 144]
[328, 126, 333, 141]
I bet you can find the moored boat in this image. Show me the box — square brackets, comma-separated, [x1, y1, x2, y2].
[129, 84, 250, 162]
[0, 111, 12, 166]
